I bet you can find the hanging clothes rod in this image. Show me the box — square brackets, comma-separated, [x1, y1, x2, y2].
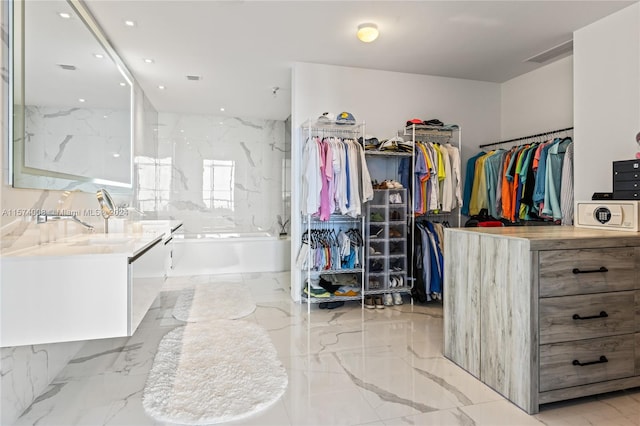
[479, 126, 574, 148]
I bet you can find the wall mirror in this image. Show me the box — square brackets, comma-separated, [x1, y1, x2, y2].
[11, 0, 134, 191]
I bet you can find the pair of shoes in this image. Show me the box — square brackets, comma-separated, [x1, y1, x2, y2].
[389, 242, 403, 253]
[393, 293, 403, 305]
[389, 228, 402, 237]
[319, 301, 345, 309]
[383, 293, 393, 306]
[370, 226, 384, 238]
[364, 296, 375, 309]
[370, 212, 384, 222]
[373, 295, 385, 309]
[370, 260, 384, 272]
[390, 260, 404, 272]
[334, 286, 359, 297]
[369, 246, 382, 255]
[376, 180, 403, 189]
[389, 276, 404, 288]
[390, 210, 402, 221]
[389, 193, 403, 204]
[368, 278, 382, 290]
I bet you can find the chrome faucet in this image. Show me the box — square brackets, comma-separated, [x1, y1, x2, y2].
[36, 213, 95, 232]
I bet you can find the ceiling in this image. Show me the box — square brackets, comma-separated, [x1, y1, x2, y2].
[82, 0, 637, 121]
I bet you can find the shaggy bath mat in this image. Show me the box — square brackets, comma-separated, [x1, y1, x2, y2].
[172, 283, 256, 321]
[142, 320, 288, 424]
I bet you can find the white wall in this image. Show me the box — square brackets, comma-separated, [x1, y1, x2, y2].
[501, 55, 573, 140]
[574, 3, 640, 201]
[155, 113, 286, 235]
[291, 62, 501, 300]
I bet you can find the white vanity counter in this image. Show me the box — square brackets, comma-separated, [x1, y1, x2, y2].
[2, 232, 162, 257]
[0, 221, 182, 347]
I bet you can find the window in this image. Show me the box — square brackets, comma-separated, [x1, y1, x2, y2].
[203, 159, 234, 210]
[135, 156, 171, 213]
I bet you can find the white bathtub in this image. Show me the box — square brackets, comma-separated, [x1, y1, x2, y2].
[169, 232, 291, 275]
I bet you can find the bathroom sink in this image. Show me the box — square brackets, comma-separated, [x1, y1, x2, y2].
[73, 237, 132, 246]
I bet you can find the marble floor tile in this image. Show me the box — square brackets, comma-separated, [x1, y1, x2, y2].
[382, 407, 476, 426]
[282, 387, 380, 426]
[460, 400, 546, 425]
[280, 352, 363, 396]
[10, 271, 640, 426]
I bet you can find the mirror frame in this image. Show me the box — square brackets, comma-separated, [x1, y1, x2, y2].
[10, 0, 135, 191]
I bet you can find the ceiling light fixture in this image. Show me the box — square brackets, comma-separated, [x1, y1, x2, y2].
[357, 23, 379, 43]
[119, 82, 126, 87]
[124, 20, 136, 27]
[78, 98, 86, 103]
[58, 12, 71, 19]
[94, 53, 104, 59]
[143, 58, 154, 64]
[220, 107, 225, 112]
[158, 85, 166, 90]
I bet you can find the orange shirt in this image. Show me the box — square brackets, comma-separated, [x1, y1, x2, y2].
[500, 150, 514, 220]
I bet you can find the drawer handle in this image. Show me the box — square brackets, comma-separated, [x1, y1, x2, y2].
[572, 311, 608, 320]
[572, 356, 608, 367]
[572, 266, 608, 274]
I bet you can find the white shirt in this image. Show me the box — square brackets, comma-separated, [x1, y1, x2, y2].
[301, 137, 322, 215]
[444, 143, 462, 209]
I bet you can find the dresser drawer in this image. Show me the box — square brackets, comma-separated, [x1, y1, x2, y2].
[613, 160, 640, 173]
[539, 291, 635, 344]
[539, 335, 635, 392]
[636, 291, 640, 333]
[636, 333, 640, 375]
[539, 248, 636, 297]
[615, 180, 640, 191]
[613, 191, 640, 200]
[614, 170, 640, 181]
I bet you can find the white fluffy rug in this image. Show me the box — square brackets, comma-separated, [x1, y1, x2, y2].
[143, 320, 288, 425]
[172, 284, 256, 321]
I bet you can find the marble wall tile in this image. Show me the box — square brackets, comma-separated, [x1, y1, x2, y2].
[157, 113, 286, 234]
[24, 106, 131, 183]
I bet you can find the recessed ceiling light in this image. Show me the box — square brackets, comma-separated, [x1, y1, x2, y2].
[113, 153, 121, 158]
[103, 115, 108, 119]
[357, 23, 379, 43]
[180, 129, 184, 133]
[220, 107, 225, 112]
[124, 20, 136, 27]
[143, 58, 154, 64]
[58, 12, 71, 19]
[119, 82, 126, 87]
[94, 53, 104, 59]
[78, 98, 86, 103]
[158, 85, 166, 90]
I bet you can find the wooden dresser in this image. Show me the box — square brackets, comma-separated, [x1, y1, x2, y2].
[444, 227, 640, 414]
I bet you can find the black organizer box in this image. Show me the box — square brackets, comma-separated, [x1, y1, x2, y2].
[613, 159, 640, 199]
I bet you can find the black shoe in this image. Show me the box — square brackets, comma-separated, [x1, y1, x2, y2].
[319, 301, 345, 309]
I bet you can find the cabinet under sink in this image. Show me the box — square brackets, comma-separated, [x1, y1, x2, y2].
[0, 230, 172, 347]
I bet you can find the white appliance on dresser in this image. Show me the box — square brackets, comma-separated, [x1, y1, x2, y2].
[575, 200, 640, 231]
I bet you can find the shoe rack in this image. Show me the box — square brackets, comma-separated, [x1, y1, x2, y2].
[364, 188, 409, 297]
